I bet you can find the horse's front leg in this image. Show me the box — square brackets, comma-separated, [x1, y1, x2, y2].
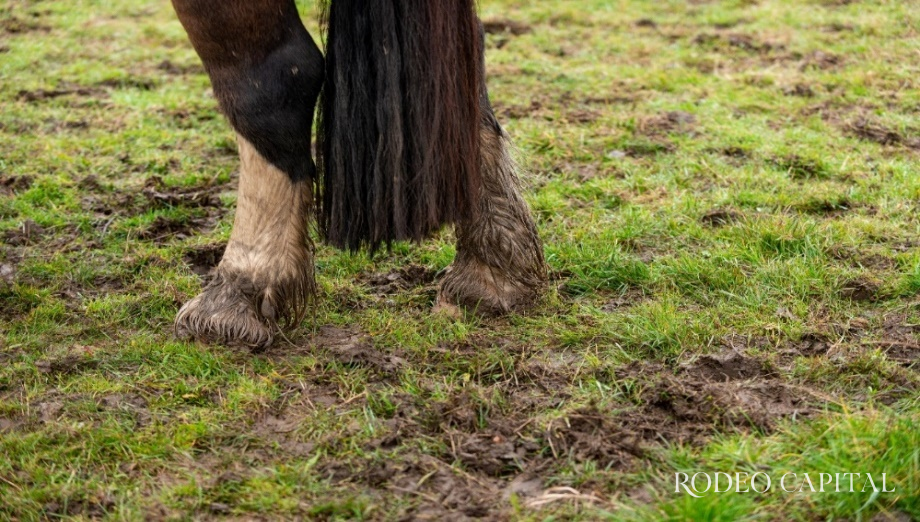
[436, 81, 548, 315]
[171, 0, 323, 348]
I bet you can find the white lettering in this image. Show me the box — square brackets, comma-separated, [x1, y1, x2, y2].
[800, 473, 815, 493]
[751, 472, 771, 493]
[675, 473, 702, 498]
[735, 472, 750, 493]
[691, 473, 712, 495]
[882, 473, 896, 493]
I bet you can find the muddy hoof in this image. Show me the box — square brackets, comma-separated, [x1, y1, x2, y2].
[175, 274, 274, 349]
[436, 260, 542, 316]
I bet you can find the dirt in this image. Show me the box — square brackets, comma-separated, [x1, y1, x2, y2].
[790, 331, 835, 358]
[827, 247, 897, 271]
[616, 138, 675, 158]
[153, 330, 826, 517]
[700, 208, 742, 227]
[692, 33, 784, 54]
[636, 111, 696, 136]
[142, 176, 223, 210]
[601, 288, 649, 311]
[481, 18, 532, 36]
[799, 50, 842, 71]
[839, 278, 880, 302]
[138, 214, 218, 243]
[0, 175, 33, 196]
[77, 176, 227, 243]
[361, 264, 437, 295]
[771, 154, 830, 180]
[493, 99, 546, 120]
[794, 196, 853, 216]
[1, 15, 50, 34]
[680, 350, 774, 381]
[845, 117, 920, 149]
[155, 59, 204, 76]
[182, 243, 226, 278]
[35, 352, 98, 376]
[267, 326, 409, 378]
[303, 340, 816, 515]
[868, 315, 920, 368]
[95, 77, 159, 91]
[1, 219, 45, 246]
[319, 327, 408, 374]
[783, 83, 815, 97]
[16, 85, 108, 103]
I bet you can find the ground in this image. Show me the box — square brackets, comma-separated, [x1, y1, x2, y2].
[1, 0, 919, 520]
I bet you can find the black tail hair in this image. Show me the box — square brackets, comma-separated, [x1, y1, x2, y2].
[316, 0, 483, 251]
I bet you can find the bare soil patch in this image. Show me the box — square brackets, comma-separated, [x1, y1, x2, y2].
[636, 111, 696, 136]
[298, 341, 818, 515]
[0, 175, 33, 196]
[700, 208, 742, 227]
[1, 15, 50, 34]
[16, 85, 108, 103]
[182, 243, 225, 278]
[155, 59, 204, 76]
[361, 264, 437, 295]
[138, 214, 218, 243]
[2, 219, 45, 246]
[482, 18, 532, 36]
[845, 117, 920, 149]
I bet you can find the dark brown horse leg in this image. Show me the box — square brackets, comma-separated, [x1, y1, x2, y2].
[171, 0, 323, 348]
[436, 77, 547, 315]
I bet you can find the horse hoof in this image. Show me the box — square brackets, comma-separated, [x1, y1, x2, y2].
[175, 274, 274, 349]
[436, 261, 542, 316]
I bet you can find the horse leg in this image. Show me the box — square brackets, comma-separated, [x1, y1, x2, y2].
[171, 0, 323, 348]
[436, 59, 547, 315]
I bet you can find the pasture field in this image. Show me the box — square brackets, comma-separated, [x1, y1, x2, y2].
[1, 0, 919, 519]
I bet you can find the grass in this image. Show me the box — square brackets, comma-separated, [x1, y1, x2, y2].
[1, 0, 919, 519]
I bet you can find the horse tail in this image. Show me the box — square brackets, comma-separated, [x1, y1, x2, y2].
[315, 0, 483, 252]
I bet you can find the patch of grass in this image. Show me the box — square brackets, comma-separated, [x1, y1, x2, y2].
[2, 0, 920, 519]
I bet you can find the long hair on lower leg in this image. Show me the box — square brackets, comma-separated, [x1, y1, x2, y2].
[315, 0, 482, 252]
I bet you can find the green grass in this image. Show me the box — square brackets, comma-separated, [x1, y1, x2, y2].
[2, 0, 920, 519]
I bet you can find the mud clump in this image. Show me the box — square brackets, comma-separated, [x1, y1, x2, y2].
[308, 326, 407, 375]
[545, 407, 645, 469]
[2, 219, 45, 246]
[646, 377, 807, 432]
[793, 331, 833, 357]
[637, 111, 696, 136]
[35, 355, 98, 376]
[362, 264, 437, 295]
[700, 208, 742, 227]
[182, 243, 226, 278]
[845, 117, 919, 149]
[139, 214, 217, 243]
[799, 50, 842, 70]
[142, 176, 223, 210]
[840, 278, 880, 302]
[692, 33, 783, 54]
[783, 83, 815, 97]
[0, 175, 33, 195]
[681, 350, 774, 381]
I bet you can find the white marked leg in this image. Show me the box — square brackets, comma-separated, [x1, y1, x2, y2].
[175, 135, 314, 348]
